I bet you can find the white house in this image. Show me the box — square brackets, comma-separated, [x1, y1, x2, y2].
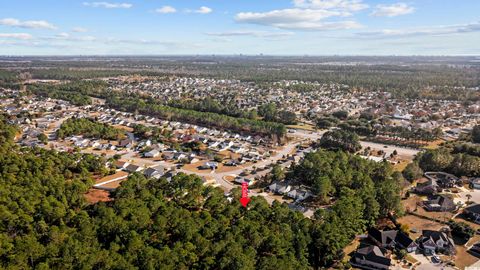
[144, 149, 160, 158]
[269, 182, 292, 194]
[235, 177, 254, 186]
[287, 188, 312, 201]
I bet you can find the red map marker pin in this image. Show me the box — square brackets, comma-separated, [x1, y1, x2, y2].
[240, 182, 250, 207]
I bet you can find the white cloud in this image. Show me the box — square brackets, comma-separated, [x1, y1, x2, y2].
[292, 0, 368, 11]
[43, 33, 97, 42]
[195, 6, 213, 14]
[205, 30, 294, 38]
[0, 18, 57, 30]
[0, 33, 33, 40]
[235, 0, 367, 31]
[56, 32, 70, 38]
[155, 6, 177, 14]
[371, 3, 414, 17]
[235, 9, 361, 31]
[83, 2, 132, 9]
[72, 27, 88, 32]
[357, 21, 480, 38]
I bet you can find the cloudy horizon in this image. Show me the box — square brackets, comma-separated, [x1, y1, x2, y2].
[0, 0, 479, 55]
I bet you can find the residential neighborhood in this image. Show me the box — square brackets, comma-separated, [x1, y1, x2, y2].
[1, 57, 479, 269]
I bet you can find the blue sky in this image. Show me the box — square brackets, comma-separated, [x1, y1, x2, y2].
[0, 0, 479, 55]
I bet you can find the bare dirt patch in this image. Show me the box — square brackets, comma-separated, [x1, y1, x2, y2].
[101, 180, 123, 189]
[84, 189, 112, 204]
[397, 214, 445, 239]
[224, 175, 235, 182]
[218, 150, 241, 160]
[454, 245, 479, 269]
[113, 125, 134, 132]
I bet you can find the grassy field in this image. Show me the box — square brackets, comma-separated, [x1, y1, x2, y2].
[393, 160, 410, 172]
[342, 238, 361, 264]
[422, 139, 446, 150]
[286, 123, 316, 131]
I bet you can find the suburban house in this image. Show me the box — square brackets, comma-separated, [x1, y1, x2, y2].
[224, 159, 240, 166]
[143, 166, 166, 179]
[394, 231, 418, 253]
[189, 157, 200, 164]
[199, 162, 218, 170]
[269, 182, 292, 195]
[163, 170, 178, 182]
[162, 152, 175, 160]
[115, 161, 130, 170]
[234, 177, 254, 186]
[471, 178, 480, 189]
[465, 204, 480, 224]
[414, 179, 439, 195]
[368, 229, 417, 253]
[125, 164, 143, 173]
[287, 188, 312, 201]
[417, 230, 456, 255]
[423, 195, 456, 212]
[351, 245, 391, 270]
[173, 152, 187, 161]
[469, 242, 480, 255]
[118, 138, 134, 149]
[415, 172, 461, 195]
[424, 172, 460, 188]
[144, 149, 160, 158]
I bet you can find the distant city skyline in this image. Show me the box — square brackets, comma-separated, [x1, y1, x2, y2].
[0, 0, 479, 55]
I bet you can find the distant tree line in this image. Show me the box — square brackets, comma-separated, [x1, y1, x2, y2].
[168, 97, 257, 119]
[29, 69, 146, 80]
[27, 80, 108, 106]
[107, 96, 287, 139]
[0, 70, 19, 83]
[4, 56, 480, 101]
[26, 81, 287, 139]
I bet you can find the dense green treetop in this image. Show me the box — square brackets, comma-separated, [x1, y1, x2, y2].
[291, 149, 402, 218]
[416, 145, 480, 177]
[57, 117, 125, 140]
[319, 130, 361, 153]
